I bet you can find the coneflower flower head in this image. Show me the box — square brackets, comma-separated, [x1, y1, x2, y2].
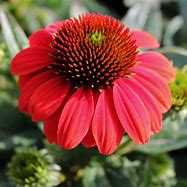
[11, 13, 176, 155]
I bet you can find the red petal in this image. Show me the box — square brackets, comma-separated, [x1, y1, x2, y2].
[18, 74, 36, 90]
[57, 86, 94, 149]
[82, 127, 96, 148]
[19, 70, 55, 113]
[125, 78, 162, 134]
[82, 91, 99, 148]
[28, 76, 70, 121]
[132, 66, 172, 113]
[18, 69, 46, 90]
[11, 47, 53, 75]
[29, 29, 53, 47]
[132, 30, 160, 49]
[44, 106, 63, 143]
[113, 79, 151, 144]
[137, 52, 176, 83]
[92, 88, 125, 155]
[45, 21, 64, 33]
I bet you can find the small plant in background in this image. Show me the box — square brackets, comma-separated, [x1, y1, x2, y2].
[170, 66, 187, 111]
[8, 148, 63, 187]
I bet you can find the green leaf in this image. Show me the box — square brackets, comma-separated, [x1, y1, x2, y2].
[105, 156, 139, 187]
[0, 130, 42, 154]
[163, 16, 184, 46]
[0, 8, 28, 58]
[80, 0, 117, 18]
[6, 12, 28, 49]
[166, 52, 187, 68]
[122, 1, 151, 29]
[0, 8, 19, 57]
[175, 179, 187, 187]
[156, 46, 187, 68]
[136, 111, 187, 154]
[83, 162, 112, 187]
[70, 0, 88, 18]
[157, 46, 187, 56]
[179, 0, 187, 28]
[0, 100, 23, 136]
[123, 0, 137, 7]
[122, 0, 162, 39]
[0, 181, 15, 187]
[144, 4, 163, 40]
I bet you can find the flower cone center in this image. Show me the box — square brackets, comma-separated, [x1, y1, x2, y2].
[50, 13, 138, 91]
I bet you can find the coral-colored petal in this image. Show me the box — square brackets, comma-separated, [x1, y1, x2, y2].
[11, 47, 53, 75]
[132, 30, 160, 49]
[132, 66, 172, 113]
[113, 79, 151, 144]
[19, 70, 55, 113]
[45, 21, 64, 33]
[44, 106, 63, 144]
[18, 69, 46, 90]
[92, 88, 125, 155]
[57, 86, 94, 149]
[124, 78, 162, 134]
[28, 76, 70, 121]
[82, 91, 100, 148]
[137, 52, 176, 83]
[29, 29, 53, 47]
[82, 127, 96, 148]
[18, 74, 36, 90]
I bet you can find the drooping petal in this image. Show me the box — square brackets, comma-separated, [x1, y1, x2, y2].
[82, 91, 100, 148]
[137, 52, 176, 83]
[132, 66, 172, 112]
[19, 70, 55, 113]
[29, 29, 53, 47]
[18, 74, 36, 90]
[82, 127, 96, 148]
[11, 47, 53, 75]
[28, 76, 71, 121]
[92, 88, 125, 155]
[44, 106, 63, 143]
[18, 69, 46, 90]
[57, 86, 94, 149]
[132, 30, 160, 49]
[124, 78, 162, 134]
[113, 79, 151, 144]
[45, 21, 64, 33]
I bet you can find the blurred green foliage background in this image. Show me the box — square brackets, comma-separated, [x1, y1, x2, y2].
[0, 0, 187, 186]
